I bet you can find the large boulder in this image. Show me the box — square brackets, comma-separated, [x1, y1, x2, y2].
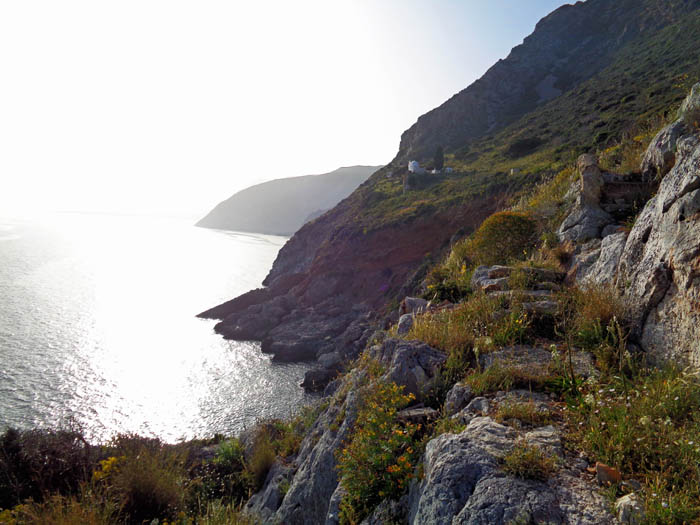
[617, 133, 700, 365]
[369, 338, 447, 399]
[407, 417, 613, 524]
[616, 85, 700, 366]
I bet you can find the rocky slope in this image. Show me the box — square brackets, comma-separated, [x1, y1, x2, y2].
[397, 0, 700, 162]
[239, 83, 700, 525]
[201, 0, 700, 379]
[196, 166, 379, 236]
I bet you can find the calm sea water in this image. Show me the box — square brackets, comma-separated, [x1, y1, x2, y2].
[0, 213, 313, 443]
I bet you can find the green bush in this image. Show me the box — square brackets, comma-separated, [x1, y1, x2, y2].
[99, 435, 188, 523]
[458, 211, 538, 267]
[0, 428, 94, 509]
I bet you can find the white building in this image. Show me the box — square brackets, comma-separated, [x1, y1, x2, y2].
[408, 160, 426, 175]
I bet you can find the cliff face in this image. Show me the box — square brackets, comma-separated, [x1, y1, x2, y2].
[196, 166, 379, 236]
[202, 0, 700, 369]
[396, 0, 699, 162]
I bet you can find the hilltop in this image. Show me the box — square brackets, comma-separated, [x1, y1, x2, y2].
[196, 166, 380, 236]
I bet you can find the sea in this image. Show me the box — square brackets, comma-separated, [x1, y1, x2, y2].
[0, 212, 314, 443]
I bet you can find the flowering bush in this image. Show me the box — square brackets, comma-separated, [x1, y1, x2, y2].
[337, 382, 420, 524]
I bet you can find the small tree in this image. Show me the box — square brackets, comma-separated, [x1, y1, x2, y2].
[433, 145, 444, 171]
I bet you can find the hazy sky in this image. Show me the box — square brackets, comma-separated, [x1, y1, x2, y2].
[0, 1, 566, 218]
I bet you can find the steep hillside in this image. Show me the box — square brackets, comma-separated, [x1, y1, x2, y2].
[397, 0, 700, 162]
[201, 0, 700, 368]
[196, 166, 379, 236]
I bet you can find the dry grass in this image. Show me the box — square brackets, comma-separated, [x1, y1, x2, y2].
[502, 441, 557, 481]
[494, 401, 553, 427]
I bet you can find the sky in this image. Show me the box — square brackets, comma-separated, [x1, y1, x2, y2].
[0, 1, 567, 219]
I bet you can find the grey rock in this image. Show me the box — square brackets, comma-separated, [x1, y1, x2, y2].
[678, 81, 700, 120]
[270, 379, 363, 525]
[580, 231, 627, 285]
[399, 296, 428, 316]
[302, 368, 339, 392]
[522, 300, 559, 315]
[559, 203, 614, 242]
[480, 345, 596, 379]
[397, 313, 414, 335]
[407, 417, 613, 525]
[397, 406, 439, 423]
[615, 493, 645, 525]
[369, 338, 447, 399]
[641, 119, 687, 181]
[318, 352, 342, 369]
[359, 497, 408, 525]
[245, 461, 293, 522]
[578, 153, 605, 206]
[470, 265, 490, 289]
[617, 125, 700, 365]
[559, 154, 614, 242]
[324, 484, 346, 525]
[465, 396, 491, 414]
[601, 223, 622, 237]
[444, 382, 474, 416]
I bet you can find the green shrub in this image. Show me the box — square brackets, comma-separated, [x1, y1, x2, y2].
[491, 309, 531, 347]
[337, 382, 420, 524]
[0, 491, 118, 525]
[458, 211, 538, 267]
[502, 441, 557, 481]
[247, 432, 276, 491]
[100, 435, 187, 523]
[0, 428, 94, 509]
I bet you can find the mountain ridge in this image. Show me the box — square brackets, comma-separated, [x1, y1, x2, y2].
[196, 165, 380, 236]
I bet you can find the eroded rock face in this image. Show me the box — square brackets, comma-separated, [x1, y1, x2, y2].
[368, 338, 447, 399]
[617, 89, 700, 365]
[578, 231, 628, 285]
[407, 417, 613, 525]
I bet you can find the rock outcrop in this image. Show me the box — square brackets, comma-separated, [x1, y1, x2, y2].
[616, 85, 700, 365]
[248, 338, 446, 525]
[407, 417, 613, 525]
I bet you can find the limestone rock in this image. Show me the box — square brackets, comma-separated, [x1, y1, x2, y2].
[444, 382, 474, 416]
[407, 417, 613, 525]
[465, 396, 491, 414]
[641, 119, 686, 180]
[615, 493, 645, 525]
[480, 345, 596, 380]
[399, 297, 429, 316]
[617, 127, 700, 366]
[397, 313, 414, 335]
[580, 231, 627, 285]
[369, 338, 447, 399]
[245, 461, 293, 522]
